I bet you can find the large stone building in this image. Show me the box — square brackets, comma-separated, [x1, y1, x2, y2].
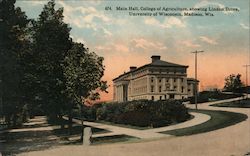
[113, 55, 198, 102]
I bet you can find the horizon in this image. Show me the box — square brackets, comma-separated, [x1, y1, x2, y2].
[15, 0, 250, 101]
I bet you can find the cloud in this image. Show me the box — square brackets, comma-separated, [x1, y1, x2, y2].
[164, 17, 186, 28]
[27, 1, 46, 6]
[96, 43, 129, 53]
[131, 38, 167, 50]
[58, 1, 112, 37]
[240, 23, 250, 30]
[145, 17, 185, 28]
[199, 36, 218, 45]
[181, 40, 200, 48]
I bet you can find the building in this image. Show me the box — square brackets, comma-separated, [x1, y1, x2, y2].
[113, 55, 198, 102]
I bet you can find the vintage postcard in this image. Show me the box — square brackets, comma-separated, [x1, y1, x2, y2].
[0, 0, 249, 155]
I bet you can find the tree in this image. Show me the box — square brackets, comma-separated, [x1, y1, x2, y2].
[32, 0, 72, 119]
[63, 42, 108, 136]
[224, 74, 244, 92]
[0, 0, 30, 126]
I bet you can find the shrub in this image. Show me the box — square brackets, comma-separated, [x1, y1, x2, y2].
[78, 99, 190, 128]
[114, 111, 151, 127]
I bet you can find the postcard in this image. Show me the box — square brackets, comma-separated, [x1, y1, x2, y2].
[0, 0, 249, 155]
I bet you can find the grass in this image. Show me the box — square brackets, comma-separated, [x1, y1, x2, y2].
[0, 117, 111, 155]
[160, 109, 248, 136]
[211, 98, 250, 108]
[92, 135, 139, 145]
[96, 120, 151, 130]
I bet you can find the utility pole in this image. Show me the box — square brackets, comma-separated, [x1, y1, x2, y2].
[243, 65, 250, 98]
[191, 50, 204, 110]
[243, 65, 250, 86]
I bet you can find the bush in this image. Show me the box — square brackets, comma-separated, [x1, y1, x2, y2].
[114, 111, 151, 127]
[80, 99, 190, 128]
[189, 91, 243, 104]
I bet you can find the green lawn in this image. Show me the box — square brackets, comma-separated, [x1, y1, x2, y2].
[92, 135, 139, 145]
[96, 120, 151, 130]
[211, 98, 250, 108]
[160, 109, 248, 136]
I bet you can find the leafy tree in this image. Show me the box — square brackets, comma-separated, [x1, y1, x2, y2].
[63, 42, 108, 135]
[224, 74, 244, 92]
[32, 0, 72, 119]
[0, 0, 30, 126]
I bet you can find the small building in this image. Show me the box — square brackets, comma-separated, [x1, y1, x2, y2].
[113, 55, 198, 102]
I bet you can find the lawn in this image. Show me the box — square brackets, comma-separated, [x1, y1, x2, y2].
[92, 135, 139, 145]
[160, 109, 248, 136]
[211, 98, 250, 108]
[0, 117, 113, 155]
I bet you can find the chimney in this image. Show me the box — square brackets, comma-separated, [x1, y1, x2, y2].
[130, 66, 137, 71]
[151, 55, 161, 62]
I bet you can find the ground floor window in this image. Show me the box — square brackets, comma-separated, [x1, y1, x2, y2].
[151, 96, 154, 100]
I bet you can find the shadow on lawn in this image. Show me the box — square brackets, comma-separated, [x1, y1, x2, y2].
[0, 126, 60, 155]
[0, 117, 110, 155]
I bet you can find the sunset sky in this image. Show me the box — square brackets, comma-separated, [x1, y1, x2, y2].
[16, 0, 250, 101]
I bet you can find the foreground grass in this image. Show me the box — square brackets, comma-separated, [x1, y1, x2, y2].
[211, 98, 250, 108]
[96, 120, 151, 130]
[160, 109, 248, 136]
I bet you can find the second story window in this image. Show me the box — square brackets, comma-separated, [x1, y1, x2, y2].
[151, 85, 154, 92]
[151, 77, 154, 83]
[159, 86, 162, 92]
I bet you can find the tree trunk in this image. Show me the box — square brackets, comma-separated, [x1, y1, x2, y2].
[68, 110, 72, 135]
[80, 119, 84, 142]
[58, 112, 65, 129]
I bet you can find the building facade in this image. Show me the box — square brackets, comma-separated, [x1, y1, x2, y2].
[113, 55, 198, 102]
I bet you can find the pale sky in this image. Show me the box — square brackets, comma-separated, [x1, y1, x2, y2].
[16, 0, 250, 101]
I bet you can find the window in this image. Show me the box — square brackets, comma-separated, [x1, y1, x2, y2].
[188, 89, 191, 92]
[166, 79, 169, 82]
[159, 86, 162, 92]
[181, 78, 184, 82]
[170, 94, 175, 99]
[173, 78, 176, 82]
[160, 96, 162, 100]
[174, 86, 177, 89]
[151, 85, 154, 92]
[159, 78, 161, 83]
[181, 86, 184, 93]
[151, 77, 154, 83]
[164, 95, 167, 99]
[151, 96, 154, 100]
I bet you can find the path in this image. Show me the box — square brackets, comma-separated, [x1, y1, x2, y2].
[19, 97, 250, 156]
[64, 112, 210, 139]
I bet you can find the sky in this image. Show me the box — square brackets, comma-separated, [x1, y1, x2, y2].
[16, 0, 250, 101]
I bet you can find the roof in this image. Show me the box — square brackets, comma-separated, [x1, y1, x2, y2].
[150, 59, 188, 67]
[113, 59, 188, 81]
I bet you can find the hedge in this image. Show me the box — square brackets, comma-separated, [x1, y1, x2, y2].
[80, 99, 190, 128]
